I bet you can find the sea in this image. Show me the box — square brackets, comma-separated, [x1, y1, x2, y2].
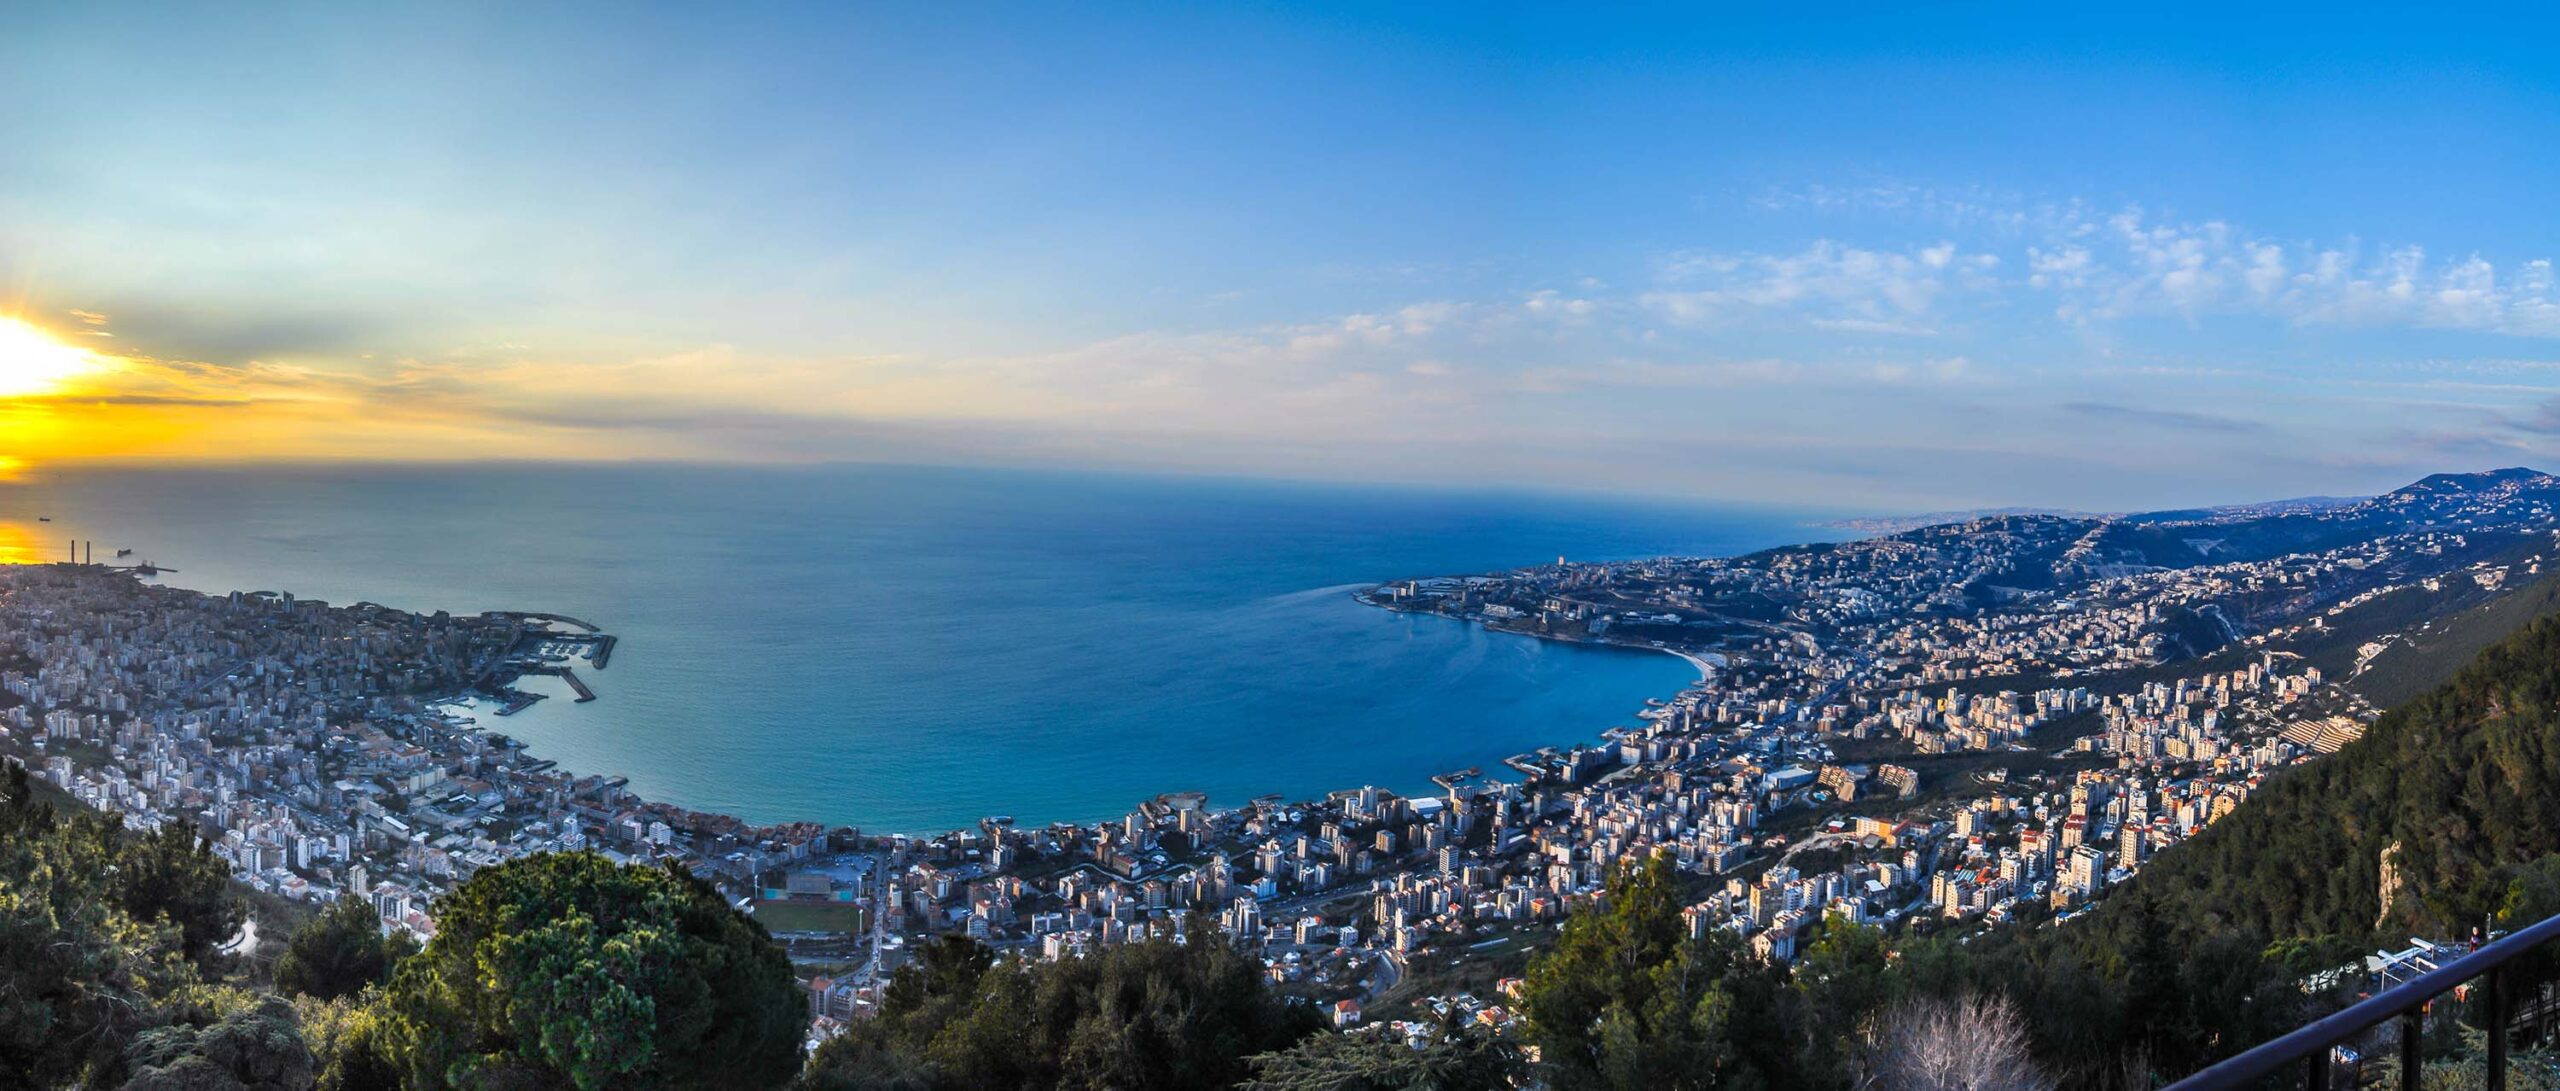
[0, 463, 1837, 833]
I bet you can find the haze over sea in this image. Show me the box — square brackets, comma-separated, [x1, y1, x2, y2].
[3, 464, 1833, 832]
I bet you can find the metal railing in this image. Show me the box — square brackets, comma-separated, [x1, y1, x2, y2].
[2168, 911, 2560, 1091]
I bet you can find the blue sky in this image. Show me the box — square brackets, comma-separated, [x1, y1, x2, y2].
[5, 4, 2560, 510]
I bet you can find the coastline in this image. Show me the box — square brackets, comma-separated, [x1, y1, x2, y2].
[1351, 582, 1722, 683]
[1346, 580, 1722, 749]
[20, 464, 2546, 1036]
[417, 583, 1716, 841]
[8, 560, 1708, 852]
[10, 463, 1818, 837]
[378, 582, 1704, 842]
[1654, 645, 1719, 679]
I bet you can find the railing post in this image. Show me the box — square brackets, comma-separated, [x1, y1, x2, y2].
[2163, 913, 2560, 1091]
[2488, 968, 2509, 1091]
[2400, 1009, 2423, 1091]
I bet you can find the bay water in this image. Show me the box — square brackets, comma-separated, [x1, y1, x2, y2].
[1, 463, 1831, 832]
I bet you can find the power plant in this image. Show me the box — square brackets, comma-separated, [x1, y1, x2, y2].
[65, 539, 176, 575]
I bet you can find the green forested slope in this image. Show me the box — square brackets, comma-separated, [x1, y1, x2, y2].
[2096, 610, 2560, 942]
[2352, 570, 2560, 709]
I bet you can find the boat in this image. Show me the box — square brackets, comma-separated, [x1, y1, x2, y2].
[115, 548, 132, 558]
[35, 516, 49, 522]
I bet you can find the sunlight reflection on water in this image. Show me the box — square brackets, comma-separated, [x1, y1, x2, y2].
[0, 520, 52, 566]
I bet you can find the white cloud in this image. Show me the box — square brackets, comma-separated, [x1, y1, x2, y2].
[1997, 207, 2560, 336]
[1640, 240, 1991, 333]
[1521, 289, 1598, 323]
[1760, 184, 2560, 339]
[2026, 245, 2092, 290]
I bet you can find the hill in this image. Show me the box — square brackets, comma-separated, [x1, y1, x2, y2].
[2083, 602, 2560, 942]
[2078, 467, 2560, 573]
[2349, 568, 2560, 709]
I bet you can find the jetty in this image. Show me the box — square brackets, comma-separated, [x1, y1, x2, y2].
[1432, 766, 1499, 796]
[489, 688, 545, 716]
[519, 664, 597, 702]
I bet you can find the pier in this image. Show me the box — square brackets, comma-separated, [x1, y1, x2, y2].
[479, 616, 617, 703]
[1503, 750, 1567, 780]
[519, 664, 597, 702]
[489, 688, 545, 716]
[1431, 766, 1497, 796]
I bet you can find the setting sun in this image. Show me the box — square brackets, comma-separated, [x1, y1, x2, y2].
[0, 316, 96, 396]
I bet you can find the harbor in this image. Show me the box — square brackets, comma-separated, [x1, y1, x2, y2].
[472, 613, 618, 714]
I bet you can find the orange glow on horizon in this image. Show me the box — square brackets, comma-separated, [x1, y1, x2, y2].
[0, 310, 891, 471]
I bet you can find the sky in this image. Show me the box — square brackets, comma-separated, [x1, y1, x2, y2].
[6, 4, 2560, 511]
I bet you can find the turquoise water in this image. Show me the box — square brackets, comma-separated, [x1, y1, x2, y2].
[3, 464, 1830, 832]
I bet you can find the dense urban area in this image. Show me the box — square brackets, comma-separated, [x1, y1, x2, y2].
[13, 469, 2560, 1073]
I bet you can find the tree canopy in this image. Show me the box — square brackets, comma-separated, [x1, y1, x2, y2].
[112, 820, 247, 973]
[1239, 1018, 1522, 1091]
[275, 897, 417, 1003]
[2084, 613, 2560, 942]
[377, 852, 804, 1091]
[801, 927, 1322, 1091]
[0, 761, 239, 1088]
[1519, 854, 1806, 1091]
[119, 993, 318, 1091]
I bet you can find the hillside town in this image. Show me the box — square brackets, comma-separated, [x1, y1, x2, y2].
[0, 566, 839, 940]
[9, 470, 2560, 1043]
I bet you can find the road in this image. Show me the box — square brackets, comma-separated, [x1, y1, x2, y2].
[842, 855, 891, 988]
[217, 918, 259, 959]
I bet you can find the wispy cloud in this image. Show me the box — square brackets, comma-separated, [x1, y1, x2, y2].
[1757, 184, 2560, 337]
[2062, 400, 2266, 434]
[18, 182, 2560, 510]
[1639, 240, 1998, 333]
[2038, 210, 2560, 335]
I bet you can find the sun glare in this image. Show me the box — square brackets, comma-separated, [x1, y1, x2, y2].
[0, 317, 96, 396]
[0, 520, 40, 566]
